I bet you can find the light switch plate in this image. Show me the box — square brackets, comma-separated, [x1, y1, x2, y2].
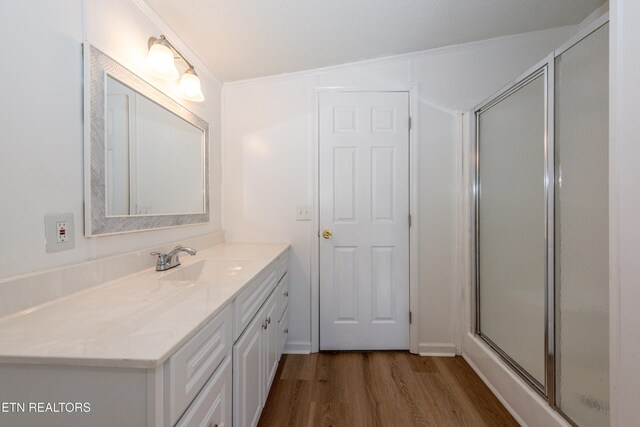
[45, 213, 75, 253]
[296, 205, 312, 221]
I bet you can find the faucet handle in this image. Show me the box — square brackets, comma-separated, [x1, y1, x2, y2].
[151, 252, 167, 263]
[151, 252, 169, 271]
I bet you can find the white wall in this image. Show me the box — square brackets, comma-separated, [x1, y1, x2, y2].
[610, 0, 640, 424]
[222, 26, 574, 353]
[0, 0, 222, 279]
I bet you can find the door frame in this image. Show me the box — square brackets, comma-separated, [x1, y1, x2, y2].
[310, 85, 420, 354]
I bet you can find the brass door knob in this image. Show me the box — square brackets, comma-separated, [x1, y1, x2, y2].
[322, 229, 333, 239]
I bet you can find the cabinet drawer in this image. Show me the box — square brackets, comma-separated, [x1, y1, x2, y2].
[234, 262, 277, 341]
[168, 305, 232, 426]
[277, 272, 289, 321]
[277, 249, 289, 282]
[176, 355, 232, 427]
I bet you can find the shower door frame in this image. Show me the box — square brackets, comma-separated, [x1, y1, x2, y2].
[471, 55, 556, 401]
[470, 13, 609, 425]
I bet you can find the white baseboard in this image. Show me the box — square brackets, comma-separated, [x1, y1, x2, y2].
[463, 333, 571, 427]
[283, 340, 312, 354]
[462, 352, 529, 427]
[285, 341, 456, 356]
[418, 342, 457, 357]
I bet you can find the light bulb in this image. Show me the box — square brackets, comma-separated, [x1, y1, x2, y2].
[146, 40, 179, 81]
[179, 68, 205, 102]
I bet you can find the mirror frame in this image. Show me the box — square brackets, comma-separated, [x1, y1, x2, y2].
[83, 44, 209, 236]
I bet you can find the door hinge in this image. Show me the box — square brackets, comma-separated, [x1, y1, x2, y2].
[408, 116, 412, 130]
[409, 311, 413, 324]
[408, 214, 412, 228]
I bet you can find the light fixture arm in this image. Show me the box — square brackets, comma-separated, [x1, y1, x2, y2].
[148, 35, 195, 71]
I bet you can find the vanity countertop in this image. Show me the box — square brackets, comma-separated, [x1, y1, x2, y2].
[0, 243, 289, 369]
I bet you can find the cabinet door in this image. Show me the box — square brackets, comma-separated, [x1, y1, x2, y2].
[176, 356, 232, 427]
[262, 290, 280, 397]
[233, 312, 264, 427]
[279, 307, 289, 359]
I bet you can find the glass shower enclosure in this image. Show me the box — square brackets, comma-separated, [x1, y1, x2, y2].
[472, 16, 609, 427]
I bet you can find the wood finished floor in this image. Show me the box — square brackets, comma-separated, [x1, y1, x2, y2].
[258, 352, 519, 427]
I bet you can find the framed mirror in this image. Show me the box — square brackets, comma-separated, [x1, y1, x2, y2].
[83, 44, 209, 236]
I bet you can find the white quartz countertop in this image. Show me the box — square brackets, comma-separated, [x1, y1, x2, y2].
[0, 243, 289, 369]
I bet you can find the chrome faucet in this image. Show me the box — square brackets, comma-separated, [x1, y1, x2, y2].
[151, 245, 197, 271]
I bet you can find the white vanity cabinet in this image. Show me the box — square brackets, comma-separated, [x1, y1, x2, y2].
[0, 244, 289, 427]
[0, 304, 237, 427]
[171, 246, 289, 427]
[232, 250, 289, 427]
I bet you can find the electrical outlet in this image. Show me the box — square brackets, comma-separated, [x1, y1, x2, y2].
[296, 205, 311, 221]
[45, 213, 75, 253]
[56, 221, 68, 243]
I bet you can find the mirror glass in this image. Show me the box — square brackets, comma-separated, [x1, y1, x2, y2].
[85, 45, 209, 236]
[106, 76, 205, 216]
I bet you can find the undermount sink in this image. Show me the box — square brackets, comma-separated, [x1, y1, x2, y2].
[162, 259, 252, 282]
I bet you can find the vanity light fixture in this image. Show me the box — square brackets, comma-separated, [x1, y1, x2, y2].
[179, 68, 205, 102]
[147, 35, 205, 102]
[146, 36, 179, 80]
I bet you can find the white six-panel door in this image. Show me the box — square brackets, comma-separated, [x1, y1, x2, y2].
[319, 91, 410, 350]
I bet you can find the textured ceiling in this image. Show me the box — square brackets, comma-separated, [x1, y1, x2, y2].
[145, 0, 605, 82]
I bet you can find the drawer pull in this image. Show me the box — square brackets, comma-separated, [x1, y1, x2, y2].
[283, 291, 289, 297]
[266, 316, 271, 324]
[262, 320, 268, 330]
[284, 328, 289, 334]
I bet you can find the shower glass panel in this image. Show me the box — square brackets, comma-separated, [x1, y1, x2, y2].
[476, 70, 547, 389]
[555, 23, 609, 426]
